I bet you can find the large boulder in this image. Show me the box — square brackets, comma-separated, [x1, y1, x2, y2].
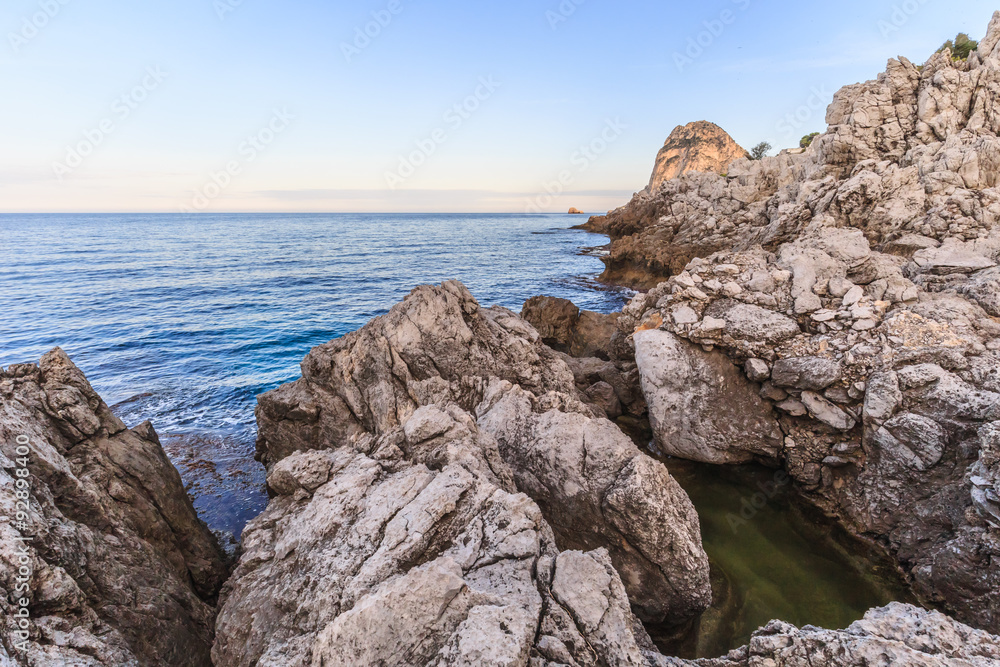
[215, 405, 664, 666]
[253, 282, 711, 628]
[0, 349, 227, 666]
[633, 330, 783, 464]
[479, 382, 710, 623]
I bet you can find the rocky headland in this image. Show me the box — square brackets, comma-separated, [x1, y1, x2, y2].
[586, 10, 1000, 639]
[578, 121, 748, 236]
[5, 12, 1000, 667]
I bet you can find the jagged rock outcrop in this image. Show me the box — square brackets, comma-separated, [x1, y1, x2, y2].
[0, 349, 227, 666]
[579, 121, 748, 236]
[606, 14, 1000, 634]
[662, 603, 1000, 667]
[236, 280, 711, 664]
[647, 121, 749, 192]
[592, 19, 1000, 288]
[215, 409, 667, 666]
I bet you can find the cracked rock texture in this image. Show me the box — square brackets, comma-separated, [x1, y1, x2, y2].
[0, 349, 227, 666]
[214, 423, 664, 666]
[660, 603, 1000, 667]
[610, 14, 1000, 635]
[225, 277, 1000, 664]
[228, 280, 711, 664]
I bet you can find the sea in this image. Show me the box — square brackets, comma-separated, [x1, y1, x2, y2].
[0, 212, 630, 537]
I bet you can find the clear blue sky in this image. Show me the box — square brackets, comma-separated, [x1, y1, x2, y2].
[2, 0, 997, 213]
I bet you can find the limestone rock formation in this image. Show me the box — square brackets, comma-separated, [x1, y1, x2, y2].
[478, 382, 709, 623]
[596, 29, 1000, 286]
[245, 281, 711, 656]
[607, 13, 1000, 633]
[568, 207, 585, 214]
[0, 349, 227, 666]
[215, 410, 665, 666]
[670, 603, 1000, 667]
[633, 329, 783, 464]
[647, 121, 749, 192]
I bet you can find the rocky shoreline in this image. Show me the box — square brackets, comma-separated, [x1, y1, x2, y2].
[4, 12, 1000, 666]
[4, 291, 1000, 665]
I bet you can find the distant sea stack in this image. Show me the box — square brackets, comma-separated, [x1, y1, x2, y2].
[647, 120, 749, 191]
[568, 207, 585, 214]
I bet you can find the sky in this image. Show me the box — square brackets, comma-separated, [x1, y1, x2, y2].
[1, 0, 998, 214]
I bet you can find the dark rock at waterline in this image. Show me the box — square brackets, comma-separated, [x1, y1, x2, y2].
[572, 213, 612, 234]
[0, 349, 227, 666]
[521, 294, 619, 360]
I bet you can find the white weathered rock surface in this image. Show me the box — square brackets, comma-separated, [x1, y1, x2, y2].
[680, 603, 1000, 667]
[478, 381, 709, 623]
[215, 436, 665, 666]
[613, 14, 1000, 634]
[231, 281, 713, 663]
[633, 330, 783, 464]
[0, 349, 227, 666]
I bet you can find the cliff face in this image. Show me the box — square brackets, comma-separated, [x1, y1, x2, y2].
[594, 19, 1000, 288]
[601, 12, 1000, 635]
[647, 121, 749, 192]
[0, 349, 227, 665]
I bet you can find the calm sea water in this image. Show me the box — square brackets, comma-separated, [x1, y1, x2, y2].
[0, 213, 629, 536]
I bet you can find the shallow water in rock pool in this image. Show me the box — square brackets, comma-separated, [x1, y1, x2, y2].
[1, 212, 912, 655]
[655, 458, 914, 659]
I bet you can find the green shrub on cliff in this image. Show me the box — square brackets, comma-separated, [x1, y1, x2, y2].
[939, 33, 978, 61]
[749, 141, 771, 160]
[800, 132, 819, 149]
